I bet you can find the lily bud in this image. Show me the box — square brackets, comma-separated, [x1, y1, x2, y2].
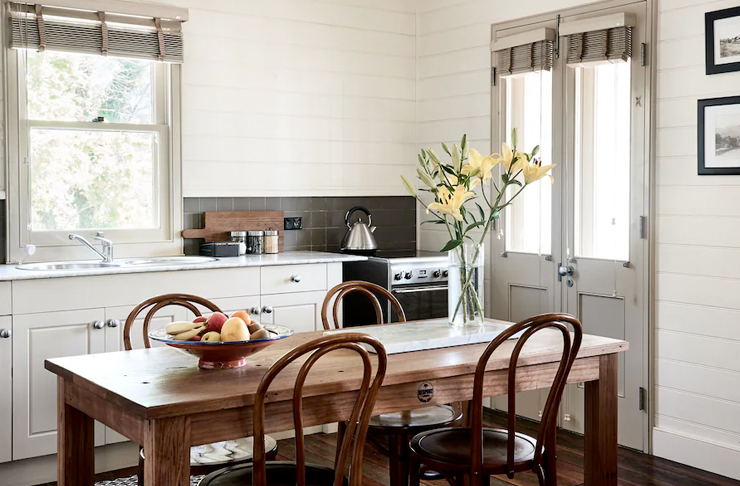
[401, 175, 417, 197]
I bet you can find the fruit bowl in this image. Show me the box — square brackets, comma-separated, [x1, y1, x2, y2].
[149, 325, 294, 369]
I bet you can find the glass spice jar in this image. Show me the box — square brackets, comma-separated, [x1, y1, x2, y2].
[247, 230, 264, 254]
[264, 229, 279, 254]
[229, 231, 247, 256]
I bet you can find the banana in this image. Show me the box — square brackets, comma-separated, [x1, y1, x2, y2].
[172, 326, 206, 341]
[165, 321, 205, 335]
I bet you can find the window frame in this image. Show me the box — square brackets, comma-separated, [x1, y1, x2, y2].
[5, 46, 183, 263]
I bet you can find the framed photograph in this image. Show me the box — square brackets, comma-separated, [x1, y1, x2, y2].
[698, 96, 740, 175]
[706, 6, 740, 75]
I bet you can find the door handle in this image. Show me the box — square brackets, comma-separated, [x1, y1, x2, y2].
[557, 263, 574, 282]
[92, 320, 105, 330]
[262, 306, 273, 314]
[106, 319, 120, 328]
[0, 329, 10, 338]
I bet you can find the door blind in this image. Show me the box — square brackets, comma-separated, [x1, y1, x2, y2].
[8, 2, 185, 63]
[496, 40, 554, 76]
[566, 26, 632, 64]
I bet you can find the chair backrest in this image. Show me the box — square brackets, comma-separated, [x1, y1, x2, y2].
[468, 313, 583, 483]
[252, 333, 387, 486]
[322, 280, 406, 330]
[123, 293, 222, 350]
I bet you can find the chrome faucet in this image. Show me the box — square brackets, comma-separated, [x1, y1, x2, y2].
[69, 232, 114, 262]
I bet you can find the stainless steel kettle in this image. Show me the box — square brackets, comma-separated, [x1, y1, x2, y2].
[340, 207, 378, 255]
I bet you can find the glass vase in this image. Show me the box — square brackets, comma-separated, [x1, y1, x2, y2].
[448, 242, 485, 327]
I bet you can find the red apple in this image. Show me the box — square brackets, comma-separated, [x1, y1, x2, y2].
[206, 312, 228, 333]
[189, 335, 202, 342]
[193, 316, 207, 324]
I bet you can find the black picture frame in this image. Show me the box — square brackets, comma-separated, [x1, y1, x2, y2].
[705, 6, 740, 75]
[698, 96, 740, 175]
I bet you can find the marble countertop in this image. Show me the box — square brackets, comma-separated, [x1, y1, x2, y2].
[0, 251, 367, 281]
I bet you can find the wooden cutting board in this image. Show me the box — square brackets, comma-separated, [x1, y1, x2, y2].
[181, 211, 284, 252]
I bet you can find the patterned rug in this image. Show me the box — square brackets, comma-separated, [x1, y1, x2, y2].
[95, 476, 204, 485]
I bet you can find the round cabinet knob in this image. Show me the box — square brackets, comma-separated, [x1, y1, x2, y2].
[92, 320, 105, 330]
[106, 319, 120, 328]
[404, 271, 413, 280]
[250, 307, 261, 316]
[262, 306, 273, 314]
[291, 275, 302, 283]
[0, 329, 11, 339]
[433, 270, 441, 278]
[442, 270, 449, 278]
[394, 272, 403, 281]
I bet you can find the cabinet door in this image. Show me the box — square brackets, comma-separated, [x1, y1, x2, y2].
[0, 317, 11, 464]
[209, 296, 261, 320]
[260, 291, 326, 334]
[12, 309, 107, 460]
[103, 305, 187, 445]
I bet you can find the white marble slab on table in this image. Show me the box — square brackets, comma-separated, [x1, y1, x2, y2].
[325, 319, 516, 354]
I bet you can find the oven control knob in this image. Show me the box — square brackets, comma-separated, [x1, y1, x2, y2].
[404, 271, 413, 280]
[433, 270, 441, 278]
[442, 270, 449, 278]
[394, 272, 403, 281]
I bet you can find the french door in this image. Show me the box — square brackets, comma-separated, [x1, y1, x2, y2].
[490, 0, 650, 452]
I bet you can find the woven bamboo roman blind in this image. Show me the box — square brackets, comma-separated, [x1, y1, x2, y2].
[492, 28, 556, 76]
[566, 26, 633, 64]
[8, 2, 185, 62]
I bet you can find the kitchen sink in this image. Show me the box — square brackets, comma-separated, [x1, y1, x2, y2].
[120, 256, 219, 266]
[17, 262, 123, 271]
[17, 256, 218, 271]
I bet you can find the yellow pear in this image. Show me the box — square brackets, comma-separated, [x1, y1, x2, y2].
[220, 317, 250, 342]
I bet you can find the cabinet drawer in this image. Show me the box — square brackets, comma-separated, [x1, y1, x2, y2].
[261, 264, 327, 295]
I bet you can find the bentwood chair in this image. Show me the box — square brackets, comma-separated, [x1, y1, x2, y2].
[407, 313, 583, 486]
[199, 333, 388, 486]
[123, 293, 278, 486]
[322, 281, 463, 486]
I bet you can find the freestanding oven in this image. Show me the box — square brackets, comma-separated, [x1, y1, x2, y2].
[342, 252, 448, 326]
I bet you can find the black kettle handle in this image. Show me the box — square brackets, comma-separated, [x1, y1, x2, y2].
[345, 206, 372, 229]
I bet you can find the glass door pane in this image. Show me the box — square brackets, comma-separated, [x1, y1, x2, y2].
[504, 70, 553, 255]
[573, 61, 631, 261]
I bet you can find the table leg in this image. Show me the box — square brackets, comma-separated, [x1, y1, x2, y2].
[143, 417, 191, 486]
[584, 353, 618, 486]
[388, 434, 410, 486]
[57, 377, 95, 486]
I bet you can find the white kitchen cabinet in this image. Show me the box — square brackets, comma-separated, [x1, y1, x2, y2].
[260, 291, 327, 334]
[209, 296, 261, 319]
[12, 309, 107, 460]
[0, 317, 12, 464]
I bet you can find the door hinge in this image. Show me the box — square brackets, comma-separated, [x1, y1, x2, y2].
[639, 216, 647, 239]
[491, 67, 496, 87]
[639, 386, 647, 411]
[640, 43, 647, 67]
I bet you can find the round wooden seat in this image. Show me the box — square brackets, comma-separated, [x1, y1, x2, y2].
[409, 427, 538, 475]
[199, 461, 349, 486]
[368, 405, 461, 433]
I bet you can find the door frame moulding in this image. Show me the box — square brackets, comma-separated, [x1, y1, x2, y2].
[489, 0, 654, 453]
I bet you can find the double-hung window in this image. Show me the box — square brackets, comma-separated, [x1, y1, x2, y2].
[6, 1, 187, 262]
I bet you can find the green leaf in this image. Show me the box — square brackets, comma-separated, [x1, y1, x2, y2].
[476, 202, 485, 221]
[440, 239, 463, 252]
[509, 178, 522, 187]
[465, 221, 485, 233]
[441, 142, 451, 156]
[440, 164, 457, 176]
[492, 210, 500, 220]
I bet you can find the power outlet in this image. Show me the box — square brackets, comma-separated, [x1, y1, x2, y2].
[284, 217, 303, 230]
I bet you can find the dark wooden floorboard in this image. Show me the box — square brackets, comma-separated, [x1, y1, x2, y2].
[36, 409, 740, 486]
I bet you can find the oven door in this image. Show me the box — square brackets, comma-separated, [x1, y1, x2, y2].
[391, 284, 448, 322]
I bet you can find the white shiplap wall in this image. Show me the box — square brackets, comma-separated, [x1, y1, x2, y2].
[653, 0, 740, 480]
[145, 0, 417, 197]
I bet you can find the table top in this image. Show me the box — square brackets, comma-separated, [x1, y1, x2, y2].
[46, 319, 628, 420]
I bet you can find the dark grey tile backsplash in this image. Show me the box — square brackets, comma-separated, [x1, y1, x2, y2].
[182, 196, 417, 256]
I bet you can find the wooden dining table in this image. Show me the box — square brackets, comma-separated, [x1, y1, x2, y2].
[46, 318, 627, 486]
